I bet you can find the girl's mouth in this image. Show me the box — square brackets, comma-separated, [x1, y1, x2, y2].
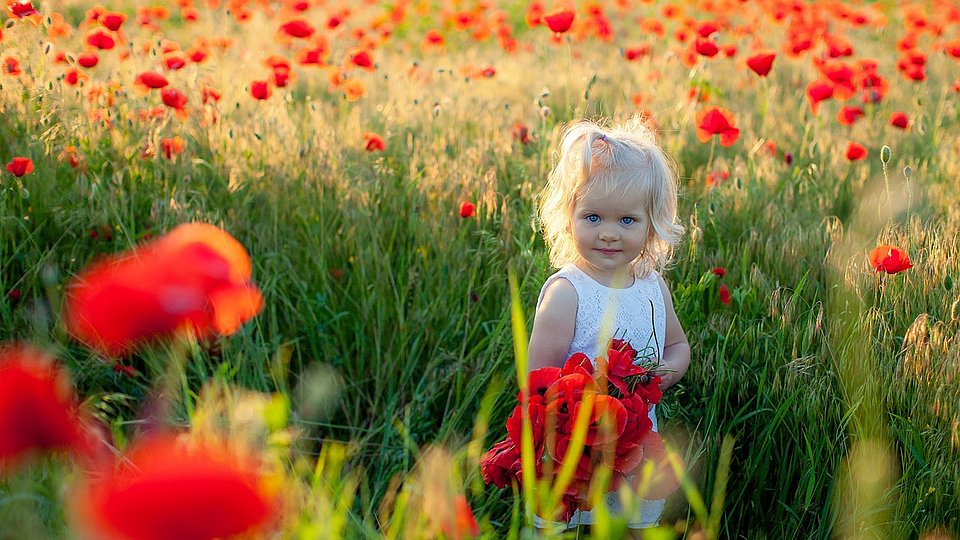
[597, 248, 620, 255]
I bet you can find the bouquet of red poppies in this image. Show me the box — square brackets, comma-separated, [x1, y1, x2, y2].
[480, 339, 676, 521]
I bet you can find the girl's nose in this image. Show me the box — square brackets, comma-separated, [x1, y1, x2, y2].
[599, 225, 618, 242]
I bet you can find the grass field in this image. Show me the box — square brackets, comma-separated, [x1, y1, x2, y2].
[1, 0, 959, 538]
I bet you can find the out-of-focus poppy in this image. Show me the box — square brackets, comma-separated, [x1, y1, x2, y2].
[346, 48, 375, 71]
[342, 78, 365, 101]
[77, 52, 99, 69]
[70, 435, 279, 540]
[162, 53, 187, 71]
[745, 50, 775, 76]
[134, 71, 169, 95]
[542, 7, 575, 34]
[100, 11, 125, 31]
[805, 79, 834, 113]
[459, 201, 476, 218]
[836, 105, 864, 126]
[279, 18, 315, 39]
[250, 80, 272, 100]
[845, 141, 867, 161]
[86, 29, 116, 50]
[712, 267, 726, 278]
[719, 284, 731, 305]
[5, 157, 34, 177]
[623, 44, 651, 61]
[363, 131, 385, 152]
[63, 222, 264, 356]
[2, 56, 22, 76]
[512, 122, 530, 144]
[696, 106, 740, 146]
[694, 37, 718, 57]
[161, 88, 188, 120]
[890, 111, 909, 129]
[869, 245, 912, 274]
[160, 136, 185, 160]
[0, 345, 91, 474]
[6, 0, 37, 18]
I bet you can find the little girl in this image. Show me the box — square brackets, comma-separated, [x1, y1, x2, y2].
[528, 116, 690, 532]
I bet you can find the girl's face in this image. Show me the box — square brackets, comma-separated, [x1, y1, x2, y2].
[570, 184, 649, 286]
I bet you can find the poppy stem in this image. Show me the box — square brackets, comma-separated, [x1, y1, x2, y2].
[707, 137, 717, 171]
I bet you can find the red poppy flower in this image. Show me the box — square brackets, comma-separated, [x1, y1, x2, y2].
[694, 37, 718, 57]
[5, 156, 34, 177]
[163, 53, 187, 71]
[71, 435, 278, 540]
[890, 111, 909, 129]
[161, 88, 188, 120]
[719, 283, 731, 305]
[459, 201, 476, 218]
[2, 56, 22, 77]
[479, 439, 520, 488]
[100, 11, 125, 31]
[63, 222, 264, 356]
[134, 71, 169, 95]
[279, 18, 314, 39]
[512, 122, 530, 144]
[441, 495, 480, 540]
[696, 106, 740, 146]
[712, 267, 726, 278]
[845, 141, 867, 161]
[837, 105, 864, 126]
[6, 0, 37, 18]
[745, 50, 776, 76]
[86, 29, 116, 50]
[541, 7, 575, 34]
[869, 245, 912, 274]
[250, 80, 272, 100]
[363, 132, 385, 152]
[805, 79, 834, 113]
[0, 346, 90, 473]
[347, 48, 374, 71]
[160, 136, 185, 160]
[76, 52, 99, 69]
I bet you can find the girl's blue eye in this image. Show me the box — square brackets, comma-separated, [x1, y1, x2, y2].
[621, 217, 635, 225]
[586, 214, 600, 223]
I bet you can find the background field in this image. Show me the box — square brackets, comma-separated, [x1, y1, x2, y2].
[1, 0, 959, 538]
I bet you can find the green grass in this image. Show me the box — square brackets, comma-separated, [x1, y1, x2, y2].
[1, 0, 959, 537]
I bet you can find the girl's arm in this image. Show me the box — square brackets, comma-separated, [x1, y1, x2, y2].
[527, 278, 577, 372]
[655, 275, 690, 390]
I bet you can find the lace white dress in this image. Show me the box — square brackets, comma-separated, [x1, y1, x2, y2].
[532, 263, 667, 529]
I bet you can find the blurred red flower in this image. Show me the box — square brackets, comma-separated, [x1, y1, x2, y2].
[6, 0, 37, 18]
[459, 201, 476, 218]
[71, 435, 278, 540]
[64, 223, 263, 356]
[363, 131, 385, 152]
[696, 106, 740, 146]
[845, 141, 867, 161]
[694, 37, 718, 57]
[719, 283, 731, 305]
[512, 122, 530, 144]
[712, 267, 726, 278]
[77, 52, 99, 68]
[100, 11, 125, 31]
[134, 71, 169, 95]
[86, 29, 116, 50]
[837, 105, 864, 126]
[869, 245, 912, 274]
[0, 345, 90, 473]
[250, 80, 272, 100]
[542, 8, 575, 34]
[161, 88, 189, 120]
[160, 136, 186, 160]
[805, 79, 834, 113]
[890, 111, 909, 129]
[5, 156, 34, 177]
[279, 18, 315, 38]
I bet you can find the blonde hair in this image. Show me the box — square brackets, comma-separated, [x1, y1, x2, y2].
[536, 116, 684, 278]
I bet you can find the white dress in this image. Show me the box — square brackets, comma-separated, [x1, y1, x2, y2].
[532, 263, 667, 529]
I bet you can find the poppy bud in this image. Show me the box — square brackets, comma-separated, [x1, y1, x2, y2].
[784, 152, 793, 165]
[903, 166, 912, 178]
[880, 145, 891, 163]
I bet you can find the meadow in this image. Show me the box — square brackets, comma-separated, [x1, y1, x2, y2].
[0, 0, 959, 538]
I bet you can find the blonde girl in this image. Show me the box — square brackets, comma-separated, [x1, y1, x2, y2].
[528, 116, 690, 533]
